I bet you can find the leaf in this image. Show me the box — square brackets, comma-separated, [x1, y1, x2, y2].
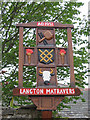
[81, 98, 86, 102]
[10, 97, 14, 108]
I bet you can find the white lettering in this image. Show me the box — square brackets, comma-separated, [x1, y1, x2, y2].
[57, 89, 60, 94]
[37, 22, 43, 26]
[69, 89, 75, 94]
[69, 89, 73, 94]
[45, 22, 49, 26]
[20, 89, 23, 94]
[26, 89, 30, 94]
[71, 89, 75, 94]
[51, 89, 54, 94]
[33, 89, 36, 94]
[65, 89, 69, 94]
[39, 89, 43, 94]
[62, 89, 66, 94]
[46, 89, 50, 94]
[37, 22, 44, 26]
[36, 89, 40, 94]
[53, 89, 56, 94]
[59, 89, 63, 94]
[30, 89, 33, 94]
[51, 22, 54, 26]
[37, 22, 54, 26]
[20, 88, 75, 95]
[23, 89, 26, 94]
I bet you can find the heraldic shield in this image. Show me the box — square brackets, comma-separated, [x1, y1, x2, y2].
[38, 48, 54, 64]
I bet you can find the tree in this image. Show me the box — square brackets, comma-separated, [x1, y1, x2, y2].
[1, 1, 89, 117]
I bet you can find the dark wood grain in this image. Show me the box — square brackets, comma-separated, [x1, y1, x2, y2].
[16, 22, 74, 29]
[37, 28, 54, 46]
[14, 22, 80, 116]
[41, 111, 52, 119]
[13, 88, 81, 96]
[57, 48, 70, 66]
[24, 47, 37, 66]
[18, 27, 24, 88]
[37, 67, 57, 87]
[67, 28, 75, 87]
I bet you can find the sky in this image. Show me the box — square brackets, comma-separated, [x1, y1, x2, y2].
[64, 0, 89, 19]
[77, 0, 89, 18]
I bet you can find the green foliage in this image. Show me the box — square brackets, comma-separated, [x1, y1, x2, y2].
[1, 1, 89, 118]
[10, 96, 14, 107]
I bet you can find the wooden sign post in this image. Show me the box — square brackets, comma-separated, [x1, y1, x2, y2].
[13, 22, 81, 118]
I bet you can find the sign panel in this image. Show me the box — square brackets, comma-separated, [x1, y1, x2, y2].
[38, 48, 54, 64]
[20, 88, 76, 95]
[37, 22, 54, 26]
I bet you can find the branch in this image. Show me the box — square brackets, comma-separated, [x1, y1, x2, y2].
[52, 2, 70, 21]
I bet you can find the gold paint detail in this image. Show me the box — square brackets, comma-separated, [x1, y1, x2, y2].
[39, 49, 54, 63]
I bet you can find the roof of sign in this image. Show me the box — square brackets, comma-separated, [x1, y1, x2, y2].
[16, 22, 74, 29]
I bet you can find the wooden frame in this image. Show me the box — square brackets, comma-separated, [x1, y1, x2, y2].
[18, 22, 75, 88]
[15, 22, 79, 113]
[13, 87, 81, 96]
[18, 27, 24, 88]
[16, 22, 74, 29]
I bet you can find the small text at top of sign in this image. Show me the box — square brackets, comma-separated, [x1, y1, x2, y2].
[37, 22, 54, 26]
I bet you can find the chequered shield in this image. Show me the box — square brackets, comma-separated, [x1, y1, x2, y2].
[38, 49, 54, 64]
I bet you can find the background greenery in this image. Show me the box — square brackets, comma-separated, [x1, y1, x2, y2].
[1, 1, 89, 118]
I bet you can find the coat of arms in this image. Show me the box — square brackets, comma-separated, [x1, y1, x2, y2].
[38, 48, 54, 64]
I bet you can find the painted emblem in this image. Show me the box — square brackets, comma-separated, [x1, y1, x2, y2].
[39, 68, 55, 85]
[59, 49, 66, 65]
[38, 49, 54, 64]
[38, 32, 48, 45]
[26, 49, 33, 64]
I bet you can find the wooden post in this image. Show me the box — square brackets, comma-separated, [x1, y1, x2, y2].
[18, 27, 24, 88]
[41, 111, 52, 119]
[67, 28, 75, 87]
[12, 22, 82, 119]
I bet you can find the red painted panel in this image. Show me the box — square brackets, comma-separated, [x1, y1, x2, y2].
[37, 22, 54, 26]
[20, 88, 75, 95]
